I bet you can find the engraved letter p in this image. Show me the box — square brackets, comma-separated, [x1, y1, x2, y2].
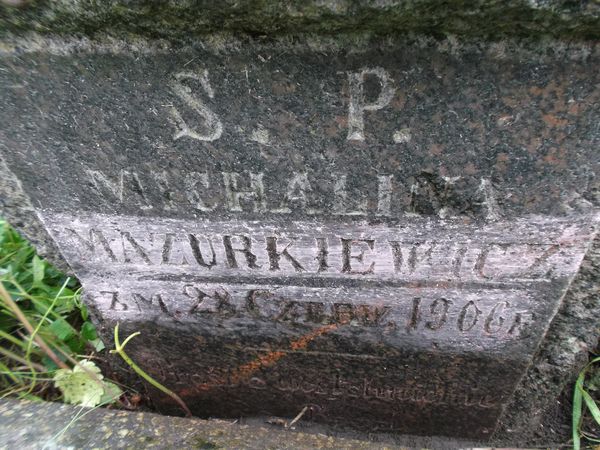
[346, 67, 394, 141]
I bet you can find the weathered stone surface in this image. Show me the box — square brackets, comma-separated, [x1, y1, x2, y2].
[0, 0, 599, 41]
[0, 155, 68, 271]
[0, 36, 598, 443]
[4, 397, 466, 449]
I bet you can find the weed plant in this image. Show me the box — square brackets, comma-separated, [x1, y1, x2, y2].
[0, 219, 103, 401]
[573, 356, 600, 449]
[0, 218, 181, 412]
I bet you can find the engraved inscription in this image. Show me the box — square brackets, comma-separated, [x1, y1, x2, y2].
[161, 66, 411, 144]
[40, 210, 594, 355]
[3, 50, 600, 442]
[44, 212, 594, 283]
[81, 168, 505, 220]
[346, 67, 395, 141]
[161, 66, 408, 144]
[263, 375, 498, 409]
[94, 284, 534, 340]
[140, 354, 504, 410]
[168, 70, 223, 142]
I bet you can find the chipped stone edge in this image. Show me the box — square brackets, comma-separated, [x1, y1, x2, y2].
[494, 229, 600, 443]
[0, 154, 71, 273]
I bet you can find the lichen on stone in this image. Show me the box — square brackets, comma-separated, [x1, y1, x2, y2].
[0, 0, 599, 41]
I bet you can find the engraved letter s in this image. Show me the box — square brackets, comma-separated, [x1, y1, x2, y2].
[168, 70, 223, 142]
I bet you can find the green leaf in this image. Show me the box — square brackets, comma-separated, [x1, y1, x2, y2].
[64, 335, 85, 354]
[99, 381, 122, 405]
[41, 355, 59, 371]
[53, 360, 121, 408]
[81, 321, 98, 341]
[53, 360, 105, 407]
[90, 338, 105, 352]
[80, 303, 89, 321]
[49, 318, 75, 341]
[32, 256, 45, 284]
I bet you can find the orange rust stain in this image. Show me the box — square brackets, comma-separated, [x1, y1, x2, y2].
[180, 323, 339, 396]
[229, 351, 286, 385]
[496, 152, 509, 162]
[289, 323, 338, 351]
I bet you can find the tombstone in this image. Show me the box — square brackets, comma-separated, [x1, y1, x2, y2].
[0, 1, 599, 444]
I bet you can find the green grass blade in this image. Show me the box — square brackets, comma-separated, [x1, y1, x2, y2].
[0, 329, 29, 351]
[581, 387, 600, 425]
[572, 355, 600, 449]
[580, 433, 600, 443]
[0, 346, 44, 371]
[573, 374, 584, 450]
[0, 361, 21, 385]
[26, 278, 70, 358]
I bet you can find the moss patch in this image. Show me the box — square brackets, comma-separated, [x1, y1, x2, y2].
[0, 0, 599, 41]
